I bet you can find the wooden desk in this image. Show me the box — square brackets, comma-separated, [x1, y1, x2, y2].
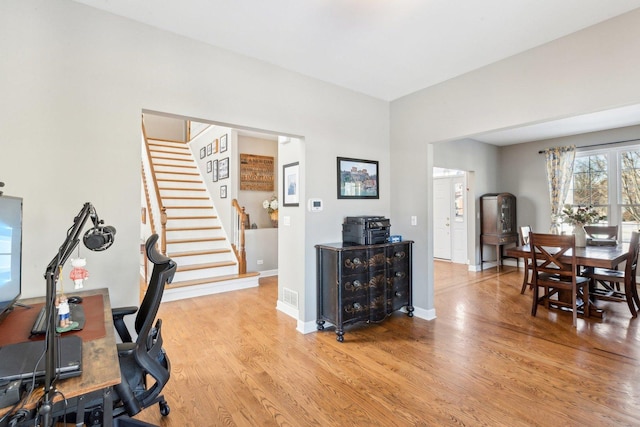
[0, 288, 120, 426]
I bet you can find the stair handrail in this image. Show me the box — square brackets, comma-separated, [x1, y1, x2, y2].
[141, 119, 168, 254]
[231, 199, 247, 274]
[141, 163, 156, 236]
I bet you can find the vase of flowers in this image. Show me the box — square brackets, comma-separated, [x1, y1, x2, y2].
[561, 205, 606, 247]
[263, 195, 279, 228]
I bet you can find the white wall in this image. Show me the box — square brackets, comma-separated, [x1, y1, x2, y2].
[0, 0, 389, 321]
[391, 9, 640, 316]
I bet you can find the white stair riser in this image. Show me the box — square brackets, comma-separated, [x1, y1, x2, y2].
[163, 198, 211, 207]
[167, 240, 227, 253]
[166, 218, 218, 228]
[149, 145, 190, 153]
[158, 181, 206, 190]
[162, 276, 259, 303]
[155, 172, 200, 181]
[166, 229, 224, 240]
[151, 151, 192, 161]
[165, 208, 217, 217]
[153, 165, 198, 174]
[173, 265, 238, 281]
[169, 252, 232, 265]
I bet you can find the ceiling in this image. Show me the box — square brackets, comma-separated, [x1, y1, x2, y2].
[73, 0, 640, 144]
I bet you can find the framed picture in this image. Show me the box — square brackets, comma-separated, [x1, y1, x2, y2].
[220, 185, 227, 199]
[207, 160, 212, 173]
[283, 162, 300, 206]
[219, 157, 229, 179]
[220, 134, 228, 152]
[337, 157, 379, 199]
[207, 143, 213, 156]
[199, 147, 206, 159]
[212, 159, 218, 182]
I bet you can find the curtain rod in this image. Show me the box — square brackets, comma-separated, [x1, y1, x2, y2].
[537, 138, 640, 154]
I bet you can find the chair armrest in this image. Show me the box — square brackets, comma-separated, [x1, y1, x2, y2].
[112, 306, 138, 343]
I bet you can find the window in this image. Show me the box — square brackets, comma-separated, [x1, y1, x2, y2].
[565, 146, 640, 242]
[619, 149, 640, 240]
[563, 152, 608, 234]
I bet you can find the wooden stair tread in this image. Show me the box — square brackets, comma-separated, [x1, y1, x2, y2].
[166, 226, 221, 231]
[177, 260, 237, 272]
[147, 137, 187, 144]
[159, 187, 206, 191]
[155, 170, 200, 176]
[167, 237, 226, 244]
[167, 215, 218, 220]
[169, 248, 231, 257]
[163, 196, 209, 200]
[153, 162, 197, 169]
[157, 178, 202, 183]
[164, 206, 212, 210]
[168, 272, 260, 289]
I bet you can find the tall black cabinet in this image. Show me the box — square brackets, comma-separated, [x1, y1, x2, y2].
[480, 193, 517, 269]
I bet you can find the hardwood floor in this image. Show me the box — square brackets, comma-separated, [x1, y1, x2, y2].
[134, 263, 640, 426]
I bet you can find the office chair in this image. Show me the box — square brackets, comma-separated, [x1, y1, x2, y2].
[85, 234, 177, 424]
[113, 233, 176, 418]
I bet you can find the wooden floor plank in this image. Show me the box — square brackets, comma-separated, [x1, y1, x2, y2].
[132, 264, 640, 426]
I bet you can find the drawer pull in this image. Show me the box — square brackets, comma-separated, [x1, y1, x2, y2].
[395, 272, 406, 278]
[394, 251, 406, 259]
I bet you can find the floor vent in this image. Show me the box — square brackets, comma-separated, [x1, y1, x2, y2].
[283, 287, 298, 308]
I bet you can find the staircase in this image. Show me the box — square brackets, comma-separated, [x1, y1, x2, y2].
[142, 126, 259, 302]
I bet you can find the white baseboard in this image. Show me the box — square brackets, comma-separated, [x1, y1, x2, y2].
[412, 306, 436, 320]
[276, 300, 298, 319]
[259, 269, 278, 277]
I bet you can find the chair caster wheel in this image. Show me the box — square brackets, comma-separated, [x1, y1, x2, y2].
[159, 401, 170, 416]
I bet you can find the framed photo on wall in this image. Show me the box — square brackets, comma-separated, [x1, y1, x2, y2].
[283, 162, 300, 206]
[220, 134, 228, 153]
[212, 159, 218, 182]
[337, 157, 379, 199]
[219, 157, 229, 179]
[199, 147, 206, 159]
[207, 143, 212, 156]
[207, 160, 212, 173]
[220, 185, 227, 199]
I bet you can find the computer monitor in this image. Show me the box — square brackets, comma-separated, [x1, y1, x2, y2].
[0, 196, 22, 323]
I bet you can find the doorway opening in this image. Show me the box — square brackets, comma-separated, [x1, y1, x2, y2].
[433, 168, 468, 264]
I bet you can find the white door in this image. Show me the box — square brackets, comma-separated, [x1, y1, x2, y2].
[433, 178, 451, 259]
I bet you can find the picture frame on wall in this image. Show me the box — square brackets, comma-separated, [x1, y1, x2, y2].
[219, 157, 229, 179]
[207, 143, 212, 156]
[220, 134, 228, 152]
[283, 162, 300, 206]
[212, 159, 218, 182]
[337, 157, 379, 199]
[207, 160, 212, 173]
[199, 147, 206, 159]
[220, 185, 227, 199]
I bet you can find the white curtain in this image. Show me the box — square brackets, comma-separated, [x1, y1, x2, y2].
[544, 145, 575, 234]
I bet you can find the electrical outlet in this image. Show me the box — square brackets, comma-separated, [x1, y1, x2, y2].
[411, 216, 417, 226]
[257, 260, 264, 265]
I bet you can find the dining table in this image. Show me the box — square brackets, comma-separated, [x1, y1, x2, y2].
[505, 242, 628, 318]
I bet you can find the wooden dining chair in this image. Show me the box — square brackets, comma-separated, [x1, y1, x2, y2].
[519, 225, 533, 294]
[529, 232, 590, 327]
[581, 231, 640, 317]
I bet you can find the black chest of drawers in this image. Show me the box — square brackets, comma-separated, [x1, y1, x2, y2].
[315, 241, 414, 342]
